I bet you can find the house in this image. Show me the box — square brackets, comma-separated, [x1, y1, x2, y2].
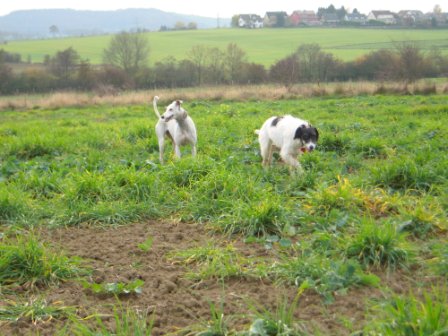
[397, 10, 424, 25]
[321, 13, 340, 25]
[289, 10, 321, 26]
[238, 14, 263, 28]
[367, 10, 397, 24]
[263, 11, 288, 27]
[344, 13, 367, 24]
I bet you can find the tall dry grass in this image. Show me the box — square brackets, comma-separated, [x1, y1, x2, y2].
[0, 81, 445, 111]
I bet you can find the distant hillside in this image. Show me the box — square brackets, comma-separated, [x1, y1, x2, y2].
[0, 8, 229, 39]
[2, 28, 447, 66]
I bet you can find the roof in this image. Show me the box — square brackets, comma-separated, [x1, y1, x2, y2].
[239, 14, 262, 20]
[292, 10, 316, 15]
[322, 13, 340, 21]
[265, 11, 288, 17]
[371, 10, 395, 16]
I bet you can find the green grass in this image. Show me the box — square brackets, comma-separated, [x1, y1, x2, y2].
[81, 279, 144, 296]
[271, 253, 379, 303]
[2, 28, 448, 65]
[365, 287, 448, 335]
[0, 93, 447, 333]
[0, 233, 88, 287]
[345, 219, 411, 269]
[0, 96, 446, 232]
[0, 297, 74, 324]
[168, 243, 250, 281]
[246, 287, 309, 336]
[62, 304, 155, 336]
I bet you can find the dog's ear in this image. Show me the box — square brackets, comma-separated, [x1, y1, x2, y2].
[294, 126, 304, 140]
[175, 100, 183, 107]
[314, 127, 319, 141]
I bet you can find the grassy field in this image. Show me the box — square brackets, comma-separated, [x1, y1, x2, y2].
[0, 93, 447, 334]
[3, 28, 448, 65]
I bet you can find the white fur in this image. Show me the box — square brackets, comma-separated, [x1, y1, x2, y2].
[153, 96, 197, 164]
[256, 115, 317, 170]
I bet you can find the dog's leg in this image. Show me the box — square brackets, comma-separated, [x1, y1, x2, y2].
[267, 144, 274, 166]
[155, 122, 167, 164]
[158, 138, 165, 164]
[280, 149, 303, 171]
[174, 144, 182, 159]
[259, 140, 271, 167]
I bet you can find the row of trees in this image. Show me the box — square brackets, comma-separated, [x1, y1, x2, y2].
[1, 32, 448, 94]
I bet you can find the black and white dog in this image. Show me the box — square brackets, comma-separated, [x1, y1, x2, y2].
[256, 115, 319, 171]
[153, 96, 197, 164]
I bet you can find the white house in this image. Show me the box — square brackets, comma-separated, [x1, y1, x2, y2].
[368, 10, 396, 24]
[238, 14, 263, 28]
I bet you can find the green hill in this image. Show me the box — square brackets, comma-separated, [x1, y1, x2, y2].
[3, 28, 448, 66]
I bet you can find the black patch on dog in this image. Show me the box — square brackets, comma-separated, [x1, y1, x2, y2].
[294, 125, 319, 143]
[271, 116, 284, 127]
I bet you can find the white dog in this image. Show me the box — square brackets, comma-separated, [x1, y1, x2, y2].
[153, 96, 197, 164]
[256, 115, 319, 170]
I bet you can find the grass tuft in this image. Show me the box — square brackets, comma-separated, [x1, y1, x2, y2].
[272, 253, 379, 303]
[168, 244, 250, 281]
[0, 297, 74, 324]
[345, 219, 411, 269]
[0, 233, 87, 288]
[63, 304, 155, 336]
[365, 287, 448, 335]
[246, 284, 309, 336]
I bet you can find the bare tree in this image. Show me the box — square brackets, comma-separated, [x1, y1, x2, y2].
[188, 45, 209, 85]
[395, 42, 425, 83]
[103, 32, 150, 75]
[205, 47, 225, 84]
[175, 21, 186, 30]
[224, 43, 247, 84]
[49, 25, 59, 37]
[269, 54, 300, 90]
[187, 22, 198, 30]
[296, 44, 339, 84]
[49, 47, 80, 82]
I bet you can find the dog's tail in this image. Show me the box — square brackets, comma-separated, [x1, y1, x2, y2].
[254, 129, 260, 135]
[153, 96, 161, 119]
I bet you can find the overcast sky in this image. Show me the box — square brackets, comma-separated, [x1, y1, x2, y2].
[0, 0, 442, 17]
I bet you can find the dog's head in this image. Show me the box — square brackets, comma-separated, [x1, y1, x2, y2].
[294, 124, 319, 152]
[161, 100, 187, 122]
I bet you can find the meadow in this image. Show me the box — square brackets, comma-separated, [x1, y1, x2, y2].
[0, 93, 447, 334]
[3, 27, 448, 65]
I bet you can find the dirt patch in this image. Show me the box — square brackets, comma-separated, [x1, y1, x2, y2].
[1, 221, 419, 335]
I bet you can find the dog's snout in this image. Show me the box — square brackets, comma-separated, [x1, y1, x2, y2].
[161, 115, 165, 119]
[308, 144, 315, 151]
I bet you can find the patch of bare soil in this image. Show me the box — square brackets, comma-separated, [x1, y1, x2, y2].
[1, 221, 418, 335]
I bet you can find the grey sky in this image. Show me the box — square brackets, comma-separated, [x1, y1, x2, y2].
[0, 0, 442, 17]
